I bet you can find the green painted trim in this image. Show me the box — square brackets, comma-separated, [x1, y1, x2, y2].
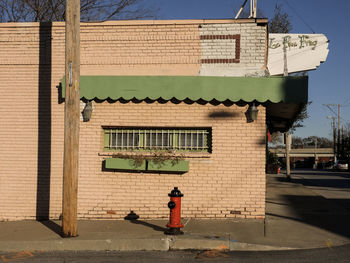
[104, 130, 110, 151]
[147, 160, 189, 173]
[105, 158, 146, 171]
[104, 158, 189, 173]
[61, 76, 308, 104]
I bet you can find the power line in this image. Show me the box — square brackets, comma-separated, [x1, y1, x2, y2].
[323, 104, 338, 117]
[342, 97, 350, 105]
[324, 104, 343, 159]
[283, 0, 316, 33]
[324, 105, 349, 123]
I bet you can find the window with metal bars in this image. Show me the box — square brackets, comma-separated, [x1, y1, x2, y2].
[103, 128, 211, 152]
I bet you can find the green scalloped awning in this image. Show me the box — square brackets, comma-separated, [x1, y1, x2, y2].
[61, 75, 308, 104]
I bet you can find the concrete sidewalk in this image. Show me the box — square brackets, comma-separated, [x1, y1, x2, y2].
[0, 174, 349, 252]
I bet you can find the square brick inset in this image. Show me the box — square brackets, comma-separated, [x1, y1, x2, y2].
[200, 34, 240, 64]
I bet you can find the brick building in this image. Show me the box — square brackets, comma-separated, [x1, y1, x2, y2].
[0, 19, 307, 221]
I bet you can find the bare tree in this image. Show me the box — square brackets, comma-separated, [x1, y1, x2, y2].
[292, 136, 303, 148]
[268, 4, 310, 133]
[288, 102, 311, 133]
[0, 0, 157, 22]
[270, 131, 283, 145]
[268, 3, 292, 33]
[344, 122, 350, 138]
[0, 0, 28, 22]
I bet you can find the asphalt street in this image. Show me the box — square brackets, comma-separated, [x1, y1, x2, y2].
[1, 169, 349, 262]
[1, 244, 350, 263]
[290, 169, 350, 211]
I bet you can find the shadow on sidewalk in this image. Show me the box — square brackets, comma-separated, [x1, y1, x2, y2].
[128, 220, 167, 232]
[40, 220, 62, 237]
[292, 169, 350, 177]
[267, 195, 350, 239]
[286, 178, 350, 189]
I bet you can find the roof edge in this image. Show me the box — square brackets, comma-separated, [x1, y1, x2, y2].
[0, 18, 268, 28]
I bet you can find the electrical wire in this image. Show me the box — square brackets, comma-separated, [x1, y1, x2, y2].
[283, 0, 316, 33]
[342, 97, 350, 105]
[326, 105, 337, 114]
[325, 106, 338, 116]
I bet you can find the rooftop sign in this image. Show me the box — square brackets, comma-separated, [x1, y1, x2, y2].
[268, 34, 329, 75]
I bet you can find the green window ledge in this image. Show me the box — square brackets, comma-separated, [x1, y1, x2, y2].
[105, 158, 146, 171]
[104, 158, 189, 173]
[147, 160, 189, 173]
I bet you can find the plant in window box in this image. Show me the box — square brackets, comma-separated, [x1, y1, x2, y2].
[149, 150, 185, 168]
[109, 150, 188, 173]
[104, 127, 210, 172]
[266, 151, 280, 174]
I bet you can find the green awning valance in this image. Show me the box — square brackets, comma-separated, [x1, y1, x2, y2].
[61, 75, 308, 104]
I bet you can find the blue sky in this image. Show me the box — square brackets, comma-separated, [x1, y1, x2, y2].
[149, 0, 350, 139]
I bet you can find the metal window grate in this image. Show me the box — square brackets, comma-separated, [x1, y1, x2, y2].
[104, 128, 210, 151]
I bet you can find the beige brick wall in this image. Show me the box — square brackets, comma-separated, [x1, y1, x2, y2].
[199, 23, 267, 76]
[79, 102, 266, 220]
[0, 20, 267, 221]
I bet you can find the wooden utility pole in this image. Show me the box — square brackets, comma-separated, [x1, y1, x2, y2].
[62, 0, 80, 237]
[341, 125, 345, 158]
[337, 104, 341, 159]
[283, 37, 291, 180]
[285, 132, 291, 180]
[324, 104, 341, 160]
[327, 116, 337, 161]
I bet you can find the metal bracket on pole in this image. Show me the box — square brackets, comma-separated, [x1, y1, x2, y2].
[68, 62, 72, 87]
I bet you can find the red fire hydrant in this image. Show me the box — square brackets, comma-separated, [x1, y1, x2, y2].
[165, 187, 184, 235]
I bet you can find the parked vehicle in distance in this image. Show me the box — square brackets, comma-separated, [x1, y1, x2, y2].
[334, 160, 349, 171]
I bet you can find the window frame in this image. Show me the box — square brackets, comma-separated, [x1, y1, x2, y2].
[103, 127, 212, 153]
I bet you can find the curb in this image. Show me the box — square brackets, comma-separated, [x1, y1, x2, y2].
[0, 238, 169, 252]
[0, 236, 295, 252]
[169, 235, 295, 251]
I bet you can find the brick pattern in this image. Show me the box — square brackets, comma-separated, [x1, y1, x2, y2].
[0, 23, 202, 76]
[79, 102, 266, 220]
[0, 20, 267, 221]
[80, 24, 202, 66]
[199, 23, 267, 77]
[200, 35, 240, 63]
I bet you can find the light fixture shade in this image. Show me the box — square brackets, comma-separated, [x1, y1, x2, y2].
[245, 103, 259, 123]
[82, 101, 93, 122]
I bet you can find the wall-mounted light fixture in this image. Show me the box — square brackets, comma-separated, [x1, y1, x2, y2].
[82, 101, 93, 122]
[245, 103, 259, 123]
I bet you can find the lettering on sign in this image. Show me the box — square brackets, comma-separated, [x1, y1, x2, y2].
[268, 33, 329, 75]
[269, 35, 318, 50]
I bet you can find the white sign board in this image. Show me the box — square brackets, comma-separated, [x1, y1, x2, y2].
[268, 34, 329, 76]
